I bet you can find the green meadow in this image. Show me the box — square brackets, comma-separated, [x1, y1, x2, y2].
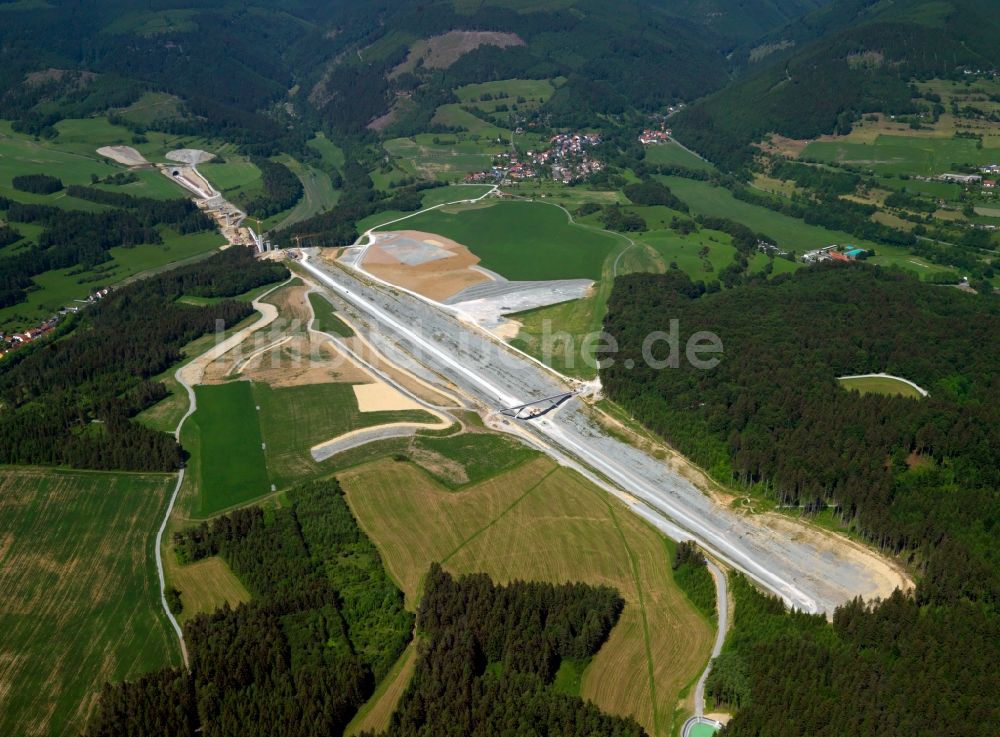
[638, 228, 739, 277]
[455, 79, 555, 105]
[384, 134, 505, 181]
[803, 134, 1000, 176]
[188, 381, 270, 516]
[306, 132, 345, 170]
[254, 382, 435, 489]
[354, 184, 494, 232]
[199, 156, 262, 203]
[660, 176, 877, 253]
[838, 375, 925, 399]
[379, 200, 617, 280]
[308, 292, 354, 337]
[187, 379, 437, 514]
[643, 141, 715, 171]
[430, 104, 509, 139]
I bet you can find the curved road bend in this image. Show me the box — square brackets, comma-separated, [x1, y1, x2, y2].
[153, 278, 294, 667]
[299, 251, 892, 615]
[682, 560, 728, 737]
[694, 561, 728, 717]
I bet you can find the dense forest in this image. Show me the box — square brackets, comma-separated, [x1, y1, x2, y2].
[361, 565, 641, 737]
[85, 478, 412, 737]
[601, 265, 1000, 735]
[707, 573, 1000, 736]
[12, 173, 63, 194]
[0, 248, 286, 470]
[239, 158, 304, 219]
[0, 0, 830, 145]
[0, 191, 214, 308]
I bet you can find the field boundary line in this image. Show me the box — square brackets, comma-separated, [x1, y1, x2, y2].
[604, 497, 661, 735]
[439, 465, 559, 566]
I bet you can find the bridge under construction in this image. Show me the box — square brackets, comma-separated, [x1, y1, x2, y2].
[497, 391, 576, 420]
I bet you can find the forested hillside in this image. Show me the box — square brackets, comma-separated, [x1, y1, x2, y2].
[0, 0, 830, 145]
[672, 0, 1000, 168]
[709, 573, 999, 736]
[0, 192, 214, 309]
[0, 248, 286, 470]
[601, 264, 1000, 735]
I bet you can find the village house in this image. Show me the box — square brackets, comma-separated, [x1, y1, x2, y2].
[639, 128, 671, 144]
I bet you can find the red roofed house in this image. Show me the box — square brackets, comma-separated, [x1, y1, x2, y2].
[829, 250, 851, 263]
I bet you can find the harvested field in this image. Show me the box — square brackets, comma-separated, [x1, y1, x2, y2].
[353, 382, 426, 412]
[340, 452, 713, 736]
[96, 145, 149, 167]
[0, 468, 178, 737]
[362, 230, 492, 301]
[169, 556, 251, 623]
[346, 641, 418, 736]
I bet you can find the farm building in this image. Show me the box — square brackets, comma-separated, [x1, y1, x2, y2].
[939, 173, 982, 184]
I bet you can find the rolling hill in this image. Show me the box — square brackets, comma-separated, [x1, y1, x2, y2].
[0, 0, 830, 143]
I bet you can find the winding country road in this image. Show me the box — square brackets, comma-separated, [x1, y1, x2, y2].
[153, 277, 293, 667]
[680, 559, 729, 737]
[694, 560, 728, 717]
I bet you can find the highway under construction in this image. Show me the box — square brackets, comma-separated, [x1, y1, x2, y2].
[298, 249, 908, 616]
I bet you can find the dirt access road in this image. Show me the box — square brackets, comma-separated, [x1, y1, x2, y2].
[153, 278, 292, 666]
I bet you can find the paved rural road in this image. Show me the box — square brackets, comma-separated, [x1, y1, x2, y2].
[299, 252, 896, 614]
[694, 560, 728, 717]
[153, 278, 293, 666]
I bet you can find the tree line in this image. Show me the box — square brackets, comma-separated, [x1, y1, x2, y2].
[709, 573, 999, 736]
[0, 247, 287, 471]
[238, 158, 304, 219]
[12, 173, 63, 194]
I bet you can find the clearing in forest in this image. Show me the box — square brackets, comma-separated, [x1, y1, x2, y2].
[838, 373, 927, 399]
